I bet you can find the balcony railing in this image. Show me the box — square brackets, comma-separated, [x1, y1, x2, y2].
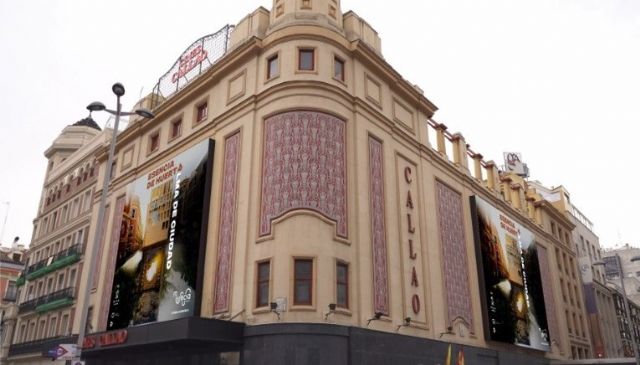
[8, 335, 77, 357]
[24, 243, 82, 281]
[19, 287, 75, 314]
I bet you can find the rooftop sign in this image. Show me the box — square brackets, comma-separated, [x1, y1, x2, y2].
[151, 25, 233, 108]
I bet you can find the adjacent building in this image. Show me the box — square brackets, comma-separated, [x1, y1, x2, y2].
[0, 238, 27, 363]
[603, 249, 640, 357]
[529, 182, 622, 358]
[6, 118, 108, 365]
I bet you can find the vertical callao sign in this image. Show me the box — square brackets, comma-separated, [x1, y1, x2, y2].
[107, 140, 214, 329]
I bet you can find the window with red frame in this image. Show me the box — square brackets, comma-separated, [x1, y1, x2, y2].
[256, 261, 270, 308]
[196, 103, 208, 123]
[149, 133, 159, 153]
[336, 262, 348, 308]
[294, 259, 313, 305]
[298, 49, 315, 71]
[334, 57, 345, 81]
[171, 119, 182, 139]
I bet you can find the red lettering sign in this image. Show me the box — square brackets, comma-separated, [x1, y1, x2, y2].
[82, 329, 128, 350]
[172, 45, 208, 83]
[411, 294, 421, 314]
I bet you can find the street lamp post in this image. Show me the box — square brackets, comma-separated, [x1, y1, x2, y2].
[76, 83, 154, 357]
[594, 255, 640, 365]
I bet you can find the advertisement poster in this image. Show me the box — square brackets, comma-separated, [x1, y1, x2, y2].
[107, 140, 213, 330]
[471, 196, 550, 351]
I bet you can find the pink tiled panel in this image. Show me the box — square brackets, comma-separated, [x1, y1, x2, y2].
[537, 245, 560, 346]
[259, 111, 347, 238]
[214, 132, 241, 313]
[99, 197, 125, 331]
[436, 181, 474, 330]
[369, 136, 389, 315]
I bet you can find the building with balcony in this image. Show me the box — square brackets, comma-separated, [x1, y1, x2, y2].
[6, 118, 109, 365]
[529, 182, 622, 359]
[609, 285, 640, 358]
[0, 238, 27, 363]
[17, 1, 615, 364]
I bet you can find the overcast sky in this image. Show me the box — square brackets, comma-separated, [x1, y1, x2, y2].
[0, 0, 638, 250]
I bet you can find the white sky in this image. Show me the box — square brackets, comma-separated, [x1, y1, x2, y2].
[0, 0, 638, 249]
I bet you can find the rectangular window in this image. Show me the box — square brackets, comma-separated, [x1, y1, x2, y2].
[334, 57, 345, 81]
[197, 103, 208, 123]
[49, 317, 57, 337]
[109, 161, 117, 180]
[4, 281, 17, 301]
[267, 54, 279, 79]
[256, 261, 270, 308]
[298, 49, 315, 71]
[69, 269, 77, 287]
[149, 133, 160, 154]
[171, 119, 182, 139]
[336, 262, 348, 308]
[60, 315, 69, 336]
[294, 259, 313, 305]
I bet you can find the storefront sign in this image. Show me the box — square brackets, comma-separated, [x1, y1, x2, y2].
[106, 140, 214, 330]
[82, 330, 128, 349]
[471, 196, 550, 351]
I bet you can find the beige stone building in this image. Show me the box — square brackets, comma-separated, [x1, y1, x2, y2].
[7, 118, 107, 365]
[12, 1, 614, 364]
[531, 182, 623, 358]
[0, 239, 27, 363]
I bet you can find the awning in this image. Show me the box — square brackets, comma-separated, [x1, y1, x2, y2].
[81, 317, 244, 359]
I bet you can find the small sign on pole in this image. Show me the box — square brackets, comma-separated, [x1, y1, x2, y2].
[48, 344, 78, 360]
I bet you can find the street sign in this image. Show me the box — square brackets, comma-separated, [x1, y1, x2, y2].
[47, 344, 77, 360]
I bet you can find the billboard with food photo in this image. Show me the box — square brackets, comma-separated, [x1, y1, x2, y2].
[470, 196, 550, 351]
[106, 139, 214, 330]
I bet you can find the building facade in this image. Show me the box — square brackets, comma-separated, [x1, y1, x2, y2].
[0, 239, 27, 363]
[603, 251, 640, 358]
[529, 182, 622, 359]
[6, 118, 107, 365]
[13, 1, 621, 364]
[604, 245, 640, 306]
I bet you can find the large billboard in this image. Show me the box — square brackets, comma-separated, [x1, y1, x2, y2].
[470, 196, 550, 351]
[107, 140, 214, 330]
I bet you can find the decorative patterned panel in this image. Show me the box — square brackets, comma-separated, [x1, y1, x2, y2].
[436, 181, 474, 330]
[213, 132, 241, 313]
[98, 196, 125, 331]
[537, 245, 560, 346]
[369, 136, 389, 315]
[259, 111, 347, 238]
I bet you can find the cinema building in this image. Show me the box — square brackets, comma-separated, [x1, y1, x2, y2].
[20, 1, 600, 364]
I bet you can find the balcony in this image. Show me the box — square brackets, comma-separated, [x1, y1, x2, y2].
[19, 287, 75, 314]
[25, 243, 82, 281]
[8, 335, 78, 357]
